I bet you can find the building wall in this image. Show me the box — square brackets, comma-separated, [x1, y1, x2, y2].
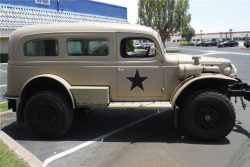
[0, 38, 8, 53]
[0, 0, 127, 20]
[171, 31, 250, 42]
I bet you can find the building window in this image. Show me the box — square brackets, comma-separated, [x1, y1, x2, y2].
[120, 38, 155, 58]
[24, 39, 58, 56]
[67, 39, 109, 56]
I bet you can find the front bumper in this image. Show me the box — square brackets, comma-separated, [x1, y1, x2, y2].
[226, 78, 250, 102]
[3, 94, 19, 112]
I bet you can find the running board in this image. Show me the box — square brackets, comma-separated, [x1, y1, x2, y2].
[108, 102, 172, 109]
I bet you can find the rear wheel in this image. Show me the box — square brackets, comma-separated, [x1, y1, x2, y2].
[24, 91, 73, 139]
[180, 89, 235, 141]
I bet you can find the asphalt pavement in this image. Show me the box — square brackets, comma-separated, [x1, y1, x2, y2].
[1, 43, 250, 167]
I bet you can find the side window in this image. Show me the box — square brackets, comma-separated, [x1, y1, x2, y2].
[67, 40, 84, 56]
[24, 39, 58, 56]
[120, 38, 156, 58]
[67, 39, 109, 56]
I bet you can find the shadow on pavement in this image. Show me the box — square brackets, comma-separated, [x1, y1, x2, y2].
[233, 120, 250, 138]
[1, 109, 231, 145]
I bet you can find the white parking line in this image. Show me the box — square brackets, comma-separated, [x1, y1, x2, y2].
[0, 70, 7, 73]
[43, 110, 165, 167]
[201, 50, 249, 56]
[181, 48, 250, 57]
[0, 84, 7, 88]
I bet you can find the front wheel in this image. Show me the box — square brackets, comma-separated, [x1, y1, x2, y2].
[24, 91, 73, 139]
[180, 89, 235, 141]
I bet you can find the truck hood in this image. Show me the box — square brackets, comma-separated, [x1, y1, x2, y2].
[176, 54, 231, 66]
[172, 54, 236, 79]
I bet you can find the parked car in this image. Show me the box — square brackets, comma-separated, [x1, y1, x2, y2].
[201, 40, 209, 46]
[244, 38, 250, 48]
[204, 40, 217, 47]
[189, 41, 195, 46]
[217, 41, 223, 45]
[134, 43, 143, 49]
[195, 41, 202, 46]
[142, 43, 151, 49]
[218, 40, 239, 47]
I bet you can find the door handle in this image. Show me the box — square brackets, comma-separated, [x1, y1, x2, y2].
[117, 68, 124, 71]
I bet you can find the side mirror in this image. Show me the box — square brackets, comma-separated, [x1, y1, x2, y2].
[149, 44, 156, 55]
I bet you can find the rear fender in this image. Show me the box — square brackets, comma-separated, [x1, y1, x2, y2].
[20, 74, 75, 108]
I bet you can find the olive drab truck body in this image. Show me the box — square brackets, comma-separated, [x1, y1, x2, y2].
[4, 23, 250, 140]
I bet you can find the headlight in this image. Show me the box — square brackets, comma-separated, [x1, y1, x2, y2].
[224, 67, 231, 76]
[229, 64, 237, 78]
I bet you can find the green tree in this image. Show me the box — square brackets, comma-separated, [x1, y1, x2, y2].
[127, 40, 135, 52]
[138, 0, 191, 43]
[181, 27, 195, 44]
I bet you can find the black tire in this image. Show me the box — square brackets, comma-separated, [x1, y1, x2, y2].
[246, 46, 249, 48]
[180, 89, 235, 141]
[24, 91, 73, 139]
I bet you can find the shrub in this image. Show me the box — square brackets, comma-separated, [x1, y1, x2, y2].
[0, 54, 8, 63]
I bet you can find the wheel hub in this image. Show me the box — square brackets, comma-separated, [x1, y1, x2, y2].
[195, 107, 219, 128]
[35, 106, 58, 128]
[205, 115, 211, 122]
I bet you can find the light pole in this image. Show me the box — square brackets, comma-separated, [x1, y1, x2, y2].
[200, 30, 202, 41]
[57, 0, 60, 12]
[229, 29, 233, 40]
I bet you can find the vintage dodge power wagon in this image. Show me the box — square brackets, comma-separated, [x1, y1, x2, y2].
[4, 22, 250, 140]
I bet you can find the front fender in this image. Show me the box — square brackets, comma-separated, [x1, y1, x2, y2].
[170, 74, 237, 106]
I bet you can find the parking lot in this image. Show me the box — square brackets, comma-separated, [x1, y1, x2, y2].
[1, 43, 250, 167]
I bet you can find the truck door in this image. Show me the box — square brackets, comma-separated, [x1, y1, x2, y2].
[116, 33, 164, 99]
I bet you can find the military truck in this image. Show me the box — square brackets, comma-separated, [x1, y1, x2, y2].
[4, 23, 250, 140]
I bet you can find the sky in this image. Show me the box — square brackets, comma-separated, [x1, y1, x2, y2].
[93, 0, 250, 34]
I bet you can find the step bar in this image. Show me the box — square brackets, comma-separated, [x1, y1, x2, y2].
[108, 101, 172, 109]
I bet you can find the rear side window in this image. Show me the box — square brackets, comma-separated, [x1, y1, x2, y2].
[24, 39, 58, 56]
[67, 39, 109, 56]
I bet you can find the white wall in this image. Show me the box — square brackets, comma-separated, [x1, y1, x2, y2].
[0, 38, 9, 54]
[170, 32, 250, 42]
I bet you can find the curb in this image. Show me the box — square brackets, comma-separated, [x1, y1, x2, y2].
[0, 130, 44, 167]
[0, 110, 13, 117]
[0, 101, 7, 104]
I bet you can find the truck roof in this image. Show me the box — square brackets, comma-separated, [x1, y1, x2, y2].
[10, 22, 156, 38]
